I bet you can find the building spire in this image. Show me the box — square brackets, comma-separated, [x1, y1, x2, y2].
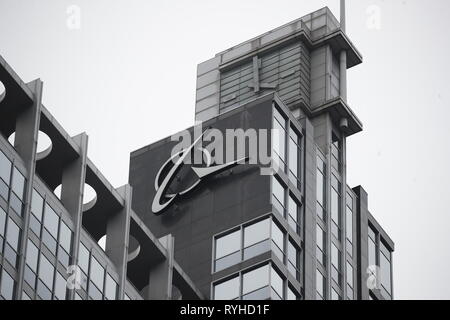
[340, 0, 346, 32]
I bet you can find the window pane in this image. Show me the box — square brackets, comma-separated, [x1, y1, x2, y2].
[38, 253, 55, 290]
[11, 168, 25, 200]
[214, 276, 239, 300]
[346, 206, 353, 243]
[271, 266, 283, 299]
[26, 239, 39, 271]
[244, 219, 270, 248]
[271, 220, 284, 258]
[346, 262, 353, 288]
[288, 195, 298, 225]
[288, 240, 298, 269]
[289, 133, 298, 180]
[104, 274, 118, 300]
[380, 248, 392, 294]
[287, 287, 297, 300]
[6, 218, 20, 251]
[331, 289, 340, 300]
[243, 264, 269, 295]
[331, 243, 340, 269]
[0, 151, 12, 185]
[316, 225, 324, 251]
[59, 222, 72, 254]
[272, 176, 285, 210]
[90, 257, 105, 291]
[316, 269, 325, 299]
[368, 238, 376, 267]
[331, 188, 340, 226]
[78, 243, 90, 273]
[54, 272, 67, 300]
[0, 269, 15, 300]
[31, 189, 44, 222]
[43, 204, 59, 237]
[215, 230, 240, 259]
[0, 207, 6, 237]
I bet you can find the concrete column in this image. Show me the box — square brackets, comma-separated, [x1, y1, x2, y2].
[340, 51, 348, 103]
[15, 79, 43, 297]
[146, 235, 174, 300]
[353, 186, 369, 300]
[340, 0, 346, 33]
[61, 133, 88, 300]
[106, 184, 132, 300]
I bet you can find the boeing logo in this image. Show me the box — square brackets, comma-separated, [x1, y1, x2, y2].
[151, 131, 248, 215]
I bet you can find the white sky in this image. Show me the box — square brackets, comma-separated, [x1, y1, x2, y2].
[1, 0, 449, 299]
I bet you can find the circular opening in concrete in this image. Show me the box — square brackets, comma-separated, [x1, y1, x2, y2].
[127, 235, 141, 262]
[0, 81, 5, 103]
[98, 235, 106, 251]
[8, 131, 53, 157]
[54, 183, 97, 208]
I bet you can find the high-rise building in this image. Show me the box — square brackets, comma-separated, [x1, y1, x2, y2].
[129, 6, 394, 300]
[0, 5, 394, 301]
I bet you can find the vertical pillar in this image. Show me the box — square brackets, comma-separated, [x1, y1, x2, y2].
[15, 79, 43, 298]
[106, 184, 132, 300]
[146, 235, 174, 300]
[340, 51, 348, 103]
[301, 118, 317, 300]
[61, 133, 88, 300]
[353, 186, 369, 300]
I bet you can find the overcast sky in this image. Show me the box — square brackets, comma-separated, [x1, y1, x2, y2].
[1, 0, 449, 300]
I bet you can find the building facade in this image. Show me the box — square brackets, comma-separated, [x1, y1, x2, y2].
[129, 7, 394, 300]
[0, 6, 394, 301]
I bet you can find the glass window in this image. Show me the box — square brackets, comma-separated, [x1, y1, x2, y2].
[11, 168, 25, 200]
[6, 218, 20, 251]
[273, 108, 286, 167]
[288, 129, 299, 183]
[331, 243, 341, 285]
[59, 222, 72, 254]
[0, 207, 6, 237]
[43, 204, 59, 237]
[288, 195, 298, 231]
[26, 239, 39, 272]
[0, 151, 11, 185]
[331, 176, 340, 228]
[243, 264, 270, 299]
[287, 287, 298, 300]
[271, 220, 284, 262]
[380, 242, 392, 295]
[31, 189, 44, 222]
[346, 204, 353, 255]
[39, 254, 55, 290]
[104, 274, 118, 300]
[288, 240, 299, 278]
[272, 176, 285, 214]
[215, 229, 241, 272]
[346, 262, 353, 290]
[331, 289, 340, 300]
[244, 218, 270, 252]
[90, 257, 105, 291]
[271, 266, 284, 299]
[316, 156, 326, 220]
[368, 236, 377, 268]
[316, 224, 325, 265]
[214, 276, 239, 300]
[54, 272, 67, 300]
[0, 269, 15, 300]
[215, 230, 241, 260]
[316, 269, 325, 300]
[78, 243, 90, 274]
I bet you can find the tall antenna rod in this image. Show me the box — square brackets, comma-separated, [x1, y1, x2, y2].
[340, 0, 346, 32]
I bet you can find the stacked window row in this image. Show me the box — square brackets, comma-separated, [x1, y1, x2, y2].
[368, 226, 392, 299]
[213, 262, 300, 300]
[213, 216, 300, 282]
